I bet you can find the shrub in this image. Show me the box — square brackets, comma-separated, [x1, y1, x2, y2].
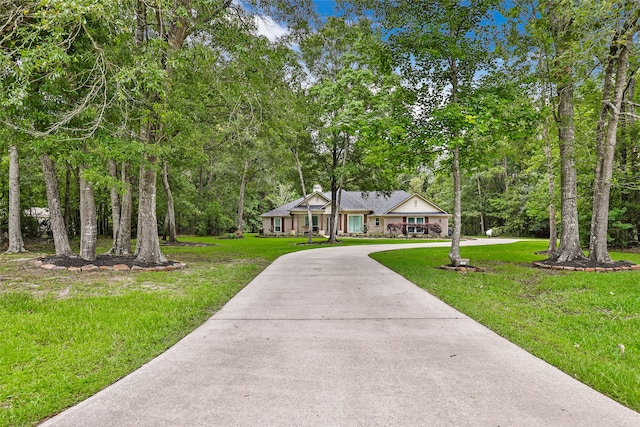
[427, 223, 442, 235]
[386, 222, 442, 236]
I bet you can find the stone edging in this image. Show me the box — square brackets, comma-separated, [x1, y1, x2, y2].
[533, 261, 640, 272]
[439, 265, 486, 273]
[31, 259, 186, 272]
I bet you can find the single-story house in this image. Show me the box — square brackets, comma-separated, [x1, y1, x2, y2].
[261, 187, 450, 237]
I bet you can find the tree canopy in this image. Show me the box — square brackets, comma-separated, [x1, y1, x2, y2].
[2, 0, 640, 267]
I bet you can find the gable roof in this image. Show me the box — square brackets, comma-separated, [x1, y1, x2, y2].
[262, 190, 448, 217]
[385, 193, 450, 216]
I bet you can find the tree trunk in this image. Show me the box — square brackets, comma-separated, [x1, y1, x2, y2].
[206, 155, 214, 192]
[135, 156, 166, 264]
[331, 135, 348, 243]
[544, 123, 558, 256]
[447, 50, 463, 266]
[503, 157, 509, 194]
[627, 78, 638, 179]
[236, 160, 249, 235]
[6, 144, 25, 253]
[41, 154, 73, 256]
[79, 170, 97, 261]
[477, 175, 485, 235]
[333, 183, 343, 240]
[135, 164, 142, 256]
[589, 31, 633, 263]
[620, 77, 636, 179]
[161, 159, 178, 243]
[112, 162, 132, 255]
[292, 148, 313, 244]
[448, 145, 462, 265]
[328, 141, 340, 244]
[554, 81, 585, 262]
[63, 161, 71, 234]
[328, 183, 338, 243]
[548, 2, 586, 262]
[109, 159, 121, 243]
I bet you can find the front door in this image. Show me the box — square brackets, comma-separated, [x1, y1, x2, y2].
[348, 215, 364, 233]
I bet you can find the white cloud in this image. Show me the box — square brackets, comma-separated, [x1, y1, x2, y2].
[254, 15, 290, 42]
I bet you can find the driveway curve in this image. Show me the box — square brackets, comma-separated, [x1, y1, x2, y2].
[41, 239, 640, 426]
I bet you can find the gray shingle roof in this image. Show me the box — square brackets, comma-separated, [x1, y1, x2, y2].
[262, 190, 448, 217]
[260, 197, 306, 217]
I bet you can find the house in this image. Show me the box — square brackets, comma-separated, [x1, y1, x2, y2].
[261, 187, 450, 237]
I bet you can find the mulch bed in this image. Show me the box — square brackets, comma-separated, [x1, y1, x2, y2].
[439, 264, 486, 272]
[534, 258, 639, 272]
[39, 255, 172, 269]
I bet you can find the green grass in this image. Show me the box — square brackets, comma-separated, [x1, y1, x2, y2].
[0, 234, 431, 426]
[371, 241, 640, 412]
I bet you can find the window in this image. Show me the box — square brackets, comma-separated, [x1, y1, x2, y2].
[407, 217, 424, 233]
[348, 215, 364, 233]
[375, 217, 380, 227]
[304, 215, 319, 231]
[274, 217, 282, 232]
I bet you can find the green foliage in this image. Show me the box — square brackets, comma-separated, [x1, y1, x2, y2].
[301, 17, 411, 196]
[4, 0, 640, 258]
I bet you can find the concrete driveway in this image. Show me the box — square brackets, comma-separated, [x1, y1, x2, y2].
[41, 239, 640, 426]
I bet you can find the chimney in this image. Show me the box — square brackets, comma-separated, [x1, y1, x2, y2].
[313, 184, 323, 193]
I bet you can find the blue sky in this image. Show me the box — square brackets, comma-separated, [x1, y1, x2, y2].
[256, 0, 340, 42]
[314, 0, 339, 19]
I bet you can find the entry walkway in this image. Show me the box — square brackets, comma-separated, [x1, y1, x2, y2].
[42, 239, 640, 426]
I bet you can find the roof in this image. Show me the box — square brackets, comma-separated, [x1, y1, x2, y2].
[262, 190, 449, 217]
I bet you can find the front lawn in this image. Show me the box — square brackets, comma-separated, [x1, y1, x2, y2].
[371, 241, 640, 412]
[0, 235, 327, 427]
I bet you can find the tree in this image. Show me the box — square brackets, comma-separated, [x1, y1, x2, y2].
[160, 160, 178, 243]
[113, 162, 133, 255]
[78, 166, 97, 261]
[1, 0, 120, 261]
[41, 154, 73, 256]
[124, 0, 314, 262]
[6, 144, 25, 253]
[301, 17, 407, 243]
[347, 0, 500, 264]
[589, 3, 640, 263]
[544, 0, 587, 262]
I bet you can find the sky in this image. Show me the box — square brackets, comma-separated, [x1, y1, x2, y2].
[313, 0, 340, 19]
[255, 0, 339, 42]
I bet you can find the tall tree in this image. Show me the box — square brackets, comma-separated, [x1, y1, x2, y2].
[544, 0, 587, 262]
[41, 154, 73, 256]
[160, 160, 178, 243]
[347, 0, 499, 264]
[78, 167, 97, 261]
[113, 162, 133, 255]
[301, 17, 406, 243]
[589, 3, 640, 263]
[6, 144, 25, 253]
[2, 0, 118, 261]
[127, 0, 313, 262]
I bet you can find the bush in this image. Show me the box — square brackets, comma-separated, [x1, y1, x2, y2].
[427, 222, 442, 235]
[386, 222, 442, 236]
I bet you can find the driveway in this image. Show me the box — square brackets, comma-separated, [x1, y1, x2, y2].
[41, 239, 640, 426]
